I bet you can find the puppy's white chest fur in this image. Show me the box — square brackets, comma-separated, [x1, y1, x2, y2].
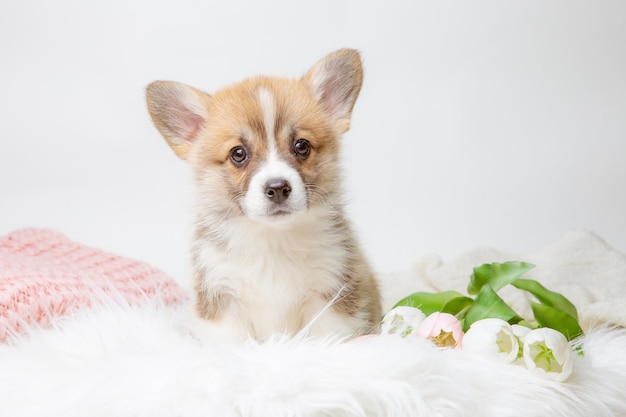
[195, 208, 352, 340]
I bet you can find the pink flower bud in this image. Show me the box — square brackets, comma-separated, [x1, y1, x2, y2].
[415, 312, 464, 349]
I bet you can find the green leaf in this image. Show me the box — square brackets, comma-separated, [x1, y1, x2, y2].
[393, 291, 466, 316]
[463, 285, 523, 331]
[467, 261, 535, 295]
[441, 296, 474, 317]
[530, 302, 584, 341]
[515, 320, 538, 330]
[512, 278, 579, 321]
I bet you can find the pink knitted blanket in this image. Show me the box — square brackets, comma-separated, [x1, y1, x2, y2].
[0, 228, 187, 342]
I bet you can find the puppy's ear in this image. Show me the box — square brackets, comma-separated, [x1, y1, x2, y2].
[303, 49, 363, 134]
[146, 81, 210, 159]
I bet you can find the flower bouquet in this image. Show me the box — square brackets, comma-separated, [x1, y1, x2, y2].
[380, 261, 583, 382]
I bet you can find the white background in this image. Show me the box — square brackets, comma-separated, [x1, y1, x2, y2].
[2, 1, 625, 285]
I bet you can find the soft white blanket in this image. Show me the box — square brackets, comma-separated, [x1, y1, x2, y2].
[1, 230, 625, 417]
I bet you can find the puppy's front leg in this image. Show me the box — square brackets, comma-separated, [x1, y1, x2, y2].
[193, 290, 251, 345]
[192, 314, 251, 345]
[300, 295, 368, 340]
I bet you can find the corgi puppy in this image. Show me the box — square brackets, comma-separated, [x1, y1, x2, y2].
[146, 49, 381, 343]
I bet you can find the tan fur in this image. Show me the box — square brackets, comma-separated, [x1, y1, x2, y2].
[146, 49, 381, 342]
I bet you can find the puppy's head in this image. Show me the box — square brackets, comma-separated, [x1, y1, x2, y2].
[146, 49, 362, 225]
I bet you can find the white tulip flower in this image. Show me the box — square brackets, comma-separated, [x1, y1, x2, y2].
[462, 318, 519, 363]
[381, 306, 426, 337]
[510, 324, 533, 362]
[523, 328, 574, 382]
[511, 324, 531, 342]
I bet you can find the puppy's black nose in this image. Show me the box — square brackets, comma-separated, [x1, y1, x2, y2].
[264, 178, 291, 203]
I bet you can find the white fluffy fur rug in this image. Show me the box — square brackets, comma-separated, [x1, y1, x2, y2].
[2, 230, 626, 417]
[1, 301, 625, 417]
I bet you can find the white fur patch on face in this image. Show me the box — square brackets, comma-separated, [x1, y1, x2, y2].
[241, 89, 307, 222]
[257, 88, 277, 154]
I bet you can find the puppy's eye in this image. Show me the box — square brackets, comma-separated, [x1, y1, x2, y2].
[293, 138, 311, 159]
[230, 146, 248, 166]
